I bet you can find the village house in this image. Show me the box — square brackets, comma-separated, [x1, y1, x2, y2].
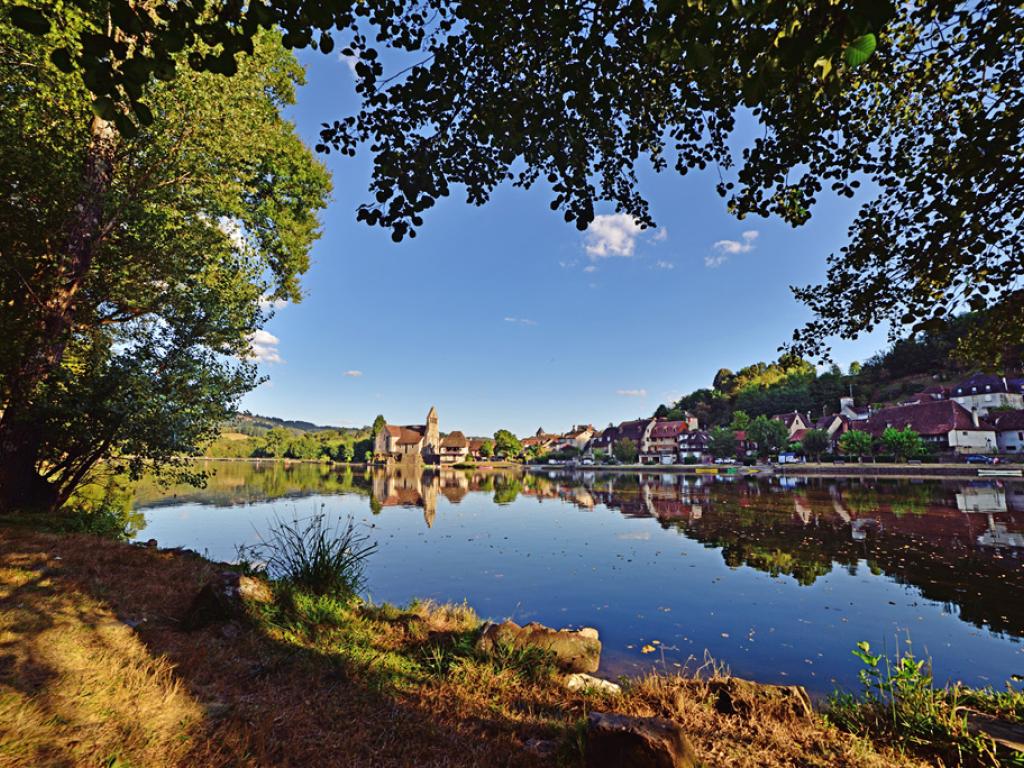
[521, 428, 561, 454]
[677, 429, 710, 461]
[589, 418, 654, 458]
[552, 424, 597, 453]
[772, 411, 813, 438]
[373, 407, 441, 465]
[993, 411, 1024, 453]
[950, 373, 1024, 416]
[859, 399, 997, 455]
[467, 438, 491, 461]
[838, 396, 872, 422]
[439, 431, 469, 464]
[641, 420, 689, 464]
[812, 412, 851, 450]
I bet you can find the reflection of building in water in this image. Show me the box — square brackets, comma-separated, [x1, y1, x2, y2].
[977, 517, 1024, 549]
[371, 467, 438, 527]
[438, 470, 469, 504]
[956, 485, 1007, 514]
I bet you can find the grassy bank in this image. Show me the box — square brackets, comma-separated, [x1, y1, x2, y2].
[0, 526, 1018, 767]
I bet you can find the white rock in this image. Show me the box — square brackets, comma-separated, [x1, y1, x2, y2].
[566, 673, 622, 695]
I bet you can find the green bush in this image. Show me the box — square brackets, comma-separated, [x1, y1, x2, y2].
[240, 512, 378, 598]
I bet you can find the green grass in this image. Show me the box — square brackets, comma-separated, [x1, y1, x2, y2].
[827, 640, 1024, 766]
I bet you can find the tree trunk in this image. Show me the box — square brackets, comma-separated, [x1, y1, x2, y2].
[0, 115, 117, 514]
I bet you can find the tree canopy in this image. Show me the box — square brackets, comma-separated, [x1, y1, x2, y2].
[0, 19, 329, 510]
[12, 0, 1022, 363]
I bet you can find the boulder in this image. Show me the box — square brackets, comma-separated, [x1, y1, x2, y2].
[586, 712, 698, 768]
[476, 620, 601, 673]
[182, 572, 273, 630]
[566, 673, 622, 696]
[964, 710, 1024, 754]
[697, 677, 812, 720]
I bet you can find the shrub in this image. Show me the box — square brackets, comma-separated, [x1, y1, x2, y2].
[828, 639, 1019, 765]
[240, 511, 377, 598]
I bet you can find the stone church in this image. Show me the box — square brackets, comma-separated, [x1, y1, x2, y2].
[373, 407, 440, 465]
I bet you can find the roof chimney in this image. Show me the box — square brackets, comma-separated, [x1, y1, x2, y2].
[972, 407, 980, 428]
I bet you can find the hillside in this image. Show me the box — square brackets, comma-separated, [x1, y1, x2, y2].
[657, 313, 1020, 427]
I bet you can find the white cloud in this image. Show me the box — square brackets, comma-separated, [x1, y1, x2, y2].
[247, 329, 282, 364]
[616, 388, 648, 398]
[654, 260, 674, 270]
[583, 265, 597, 273]
[558, 259, 579, 269]
[584, 213, 643, 259]
[343, 370, 363, 378]
[707, 230, 759, 268]
[259, 294, 288, 312]
[504, 316, 538, 326]
[651, 228, 668, 243]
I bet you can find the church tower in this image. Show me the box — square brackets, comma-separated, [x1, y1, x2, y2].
[425, 406, 440, 458]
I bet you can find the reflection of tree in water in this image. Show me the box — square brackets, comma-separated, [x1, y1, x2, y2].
[554, 473, 1024, 638]
[132, 461, 371, 508]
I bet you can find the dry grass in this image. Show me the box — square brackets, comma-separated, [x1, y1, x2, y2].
[0, 527, 934, 768]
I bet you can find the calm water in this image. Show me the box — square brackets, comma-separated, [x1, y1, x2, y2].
[131, 462, 1024, 692]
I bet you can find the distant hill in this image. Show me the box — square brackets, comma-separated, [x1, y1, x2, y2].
[226, 412, 369, 437]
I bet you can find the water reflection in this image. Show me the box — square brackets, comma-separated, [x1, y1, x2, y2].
[131, 463, 1024, 688]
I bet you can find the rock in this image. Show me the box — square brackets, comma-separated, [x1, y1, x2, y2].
[566, 673, 622, 696]
[182, 572, 273, 630]
[523, 738, 559, 759]
[586, 712, 698, 768]
[476, 620, 602, 673]
[699, 677, 813, 720]
[964, 710, 1024, 754]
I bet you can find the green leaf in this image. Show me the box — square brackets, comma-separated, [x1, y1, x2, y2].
[843, 33, 877, 68]
[9, 5, 50, 35]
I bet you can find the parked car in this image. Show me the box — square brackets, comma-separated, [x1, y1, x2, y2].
[965, 454, 999, 464]
[581, 458, 594, 466]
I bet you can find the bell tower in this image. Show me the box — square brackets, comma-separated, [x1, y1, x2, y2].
[425, 406, 439, 457]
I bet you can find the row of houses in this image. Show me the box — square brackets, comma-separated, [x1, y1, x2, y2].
[370, 373, 1024, 466]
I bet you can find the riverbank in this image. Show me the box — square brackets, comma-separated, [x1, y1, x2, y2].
[528, 462, 1024, 482]
[1, 526, 1015, 767]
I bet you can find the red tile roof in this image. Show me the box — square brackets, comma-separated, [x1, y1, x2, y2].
[649, 420, 689, 439]
[861, 400, 994, 437]
[789, 429, 808, 443]
[993, 411, 1024, 431]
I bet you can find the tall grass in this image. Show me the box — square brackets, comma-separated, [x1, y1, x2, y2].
[240, 510, 377, 598]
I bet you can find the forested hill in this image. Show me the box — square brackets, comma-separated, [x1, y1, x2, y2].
[657, 314, 1019, 428]
[226, 413, 368, 437]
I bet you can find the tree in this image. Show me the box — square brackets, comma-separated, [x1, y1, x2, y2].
[729, 410, 751, 431]
[746, 416, 791, 459]
[848, 361, 863, 376]
[338, 443, 355, 463]
[18, 2, 1022, 365]
[371, 414, 386, 440]
[838, 430, 874, 463]
[492, 429, 522, 459]
[801, 429, 831, 462]
[478, 440, 494, 458]
[881, 427, 926, 463]
[708, 428, 737, 460]
[613, 438, 638, 465]
[0, 22, 329, 511]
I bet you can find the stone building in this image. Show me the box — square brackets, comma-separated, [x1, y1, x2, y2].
[373, 406, 440, 465]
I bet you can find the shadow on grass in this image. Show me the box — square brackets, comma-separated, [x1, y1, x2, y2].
[0, 528, 575, 768]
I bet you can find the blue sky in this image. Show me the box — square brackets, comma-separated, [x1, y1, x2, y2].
[240, 50, 889, 436]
